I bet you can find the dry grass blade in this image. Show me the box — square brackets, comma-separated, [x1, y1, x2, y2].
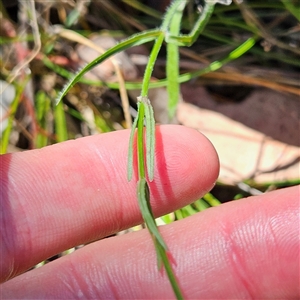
[56, 28, 132, 128]
[235, 0, 300, 56]
[6, 0, 41, 85]
[203, 71, 300, 96]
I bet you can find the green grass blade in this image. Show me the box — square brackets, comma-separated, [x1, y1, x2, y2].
[140, 33, 165, 97]
[94, 114, 112, 133]
[137, 178, 168, 250]
[46, 36, 295, 94]
[35, 90, 51, 148]
[174, 36, 257, 83]
[167, 2, 215, 46]
[166, 1, 186, 119]
[65, 8, 81, 28]
[54, 99, 68, 142]
[193, 198, 211, 211]
[127, 103, 140, 181]
[155, 240, 184, 300]
[203, 192, 221, 206]
[142, 97, 155, 181]
[175, 204, 197, 220]
[280, 0, 300, 21]
[56, 29, 161, 104]
[161, 0, 186, 30]
[161, 212, 175, 224]
[0, 81, 26, 154]
[137, 102, 146, 179]
[137, 178, 184, 299]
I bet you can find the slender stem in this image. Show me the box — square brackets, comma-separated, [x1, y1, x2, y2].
[141, 33, 165, 97]
[166, 1, 186, 119]
[155, 36, 257, 86]
[56, 29, 161, 104]
[138, 31, 165, 181]
[166, 2, 215, 46]
[161, 0, 187, 30]
[156, 241, 184, 300]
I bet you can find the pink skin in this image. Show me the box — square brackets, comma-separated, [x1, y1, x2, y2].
[0, 125, 299, 299]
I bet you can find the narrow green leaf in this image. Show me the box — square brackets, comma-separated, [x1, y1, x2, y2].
[178, 204, 198, 217]
[54, 99, 68, 142]
[280, 0, 300, 21]
[45, 37, 265, 94]
[65, 9, 81, 28]
[155, 241, 184, 300]
[56, 30, 160, 105]
[142, 97, 155, 181]
[35, 91, 51, 148]
[0, 80, 27, 154]
[227, 37, 256, 60]
[160, 213, 175, 224]
[140, 33, 165, 97]
[137, 178, 168, 250]
[161, 0, 186, 31]
[193, 198, 211, 211]
[203, 192, 221, 206]
[166, 1, 186, 119]
[127, 103, 140, 181]
[137, 102, 146, 179]
[153, 238, 163, 270]
[166, 2, 215, 46]
[94, 114, 112, 133]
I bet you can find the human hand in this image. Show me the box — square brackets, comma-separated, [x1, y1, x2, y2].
[0, 125, 299, 299]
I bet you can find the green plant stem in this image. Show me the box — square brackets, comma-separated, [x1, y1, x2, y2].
[56, 29, 161, 104]
[54, 99, 68, 142]
[161, 0, 187, 30]
[51, 35, 259, 99]
[167, 2, 215, 46]
[166, 1, 186, 119]
[156, 241, 184, 300]
[133, 3, 188, 299]
[53, 3, 265, 299]
[141, 33, 165, 97]
[203, 192, 221, 207]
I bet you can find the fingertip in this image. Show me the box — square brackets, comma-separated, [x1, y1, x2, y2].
[150, 125, 220, 213]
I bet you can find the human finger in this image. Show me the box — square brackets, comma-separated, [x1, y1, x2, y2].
[0, 125, 219, 282]
[1, 186, 298, 298]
